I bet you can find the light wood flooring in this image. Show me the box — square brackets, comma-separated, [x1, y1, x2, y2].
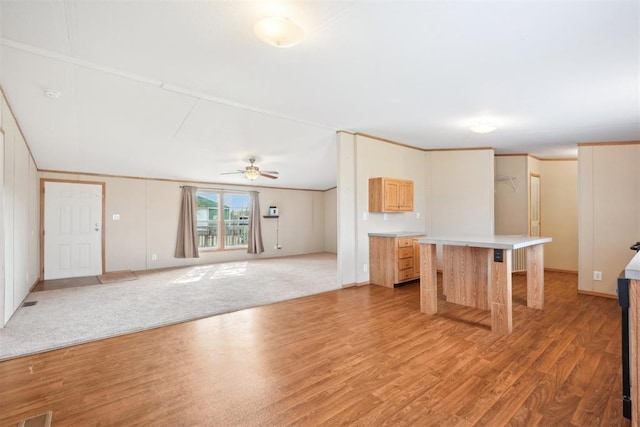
[0, 272, 629, 426]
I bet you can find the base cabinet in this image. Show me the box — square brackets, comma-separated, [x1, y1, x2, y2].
[369, 235, 426, 288]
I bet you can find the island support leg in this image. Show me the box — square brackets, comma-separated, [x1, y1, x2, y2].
[526, 244, 544, 309]
[420, 243, 438, 314]
[490, 249, 513, 335]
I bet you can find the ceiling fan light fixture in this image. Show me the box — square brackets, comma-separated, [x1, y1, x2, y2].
[244, 169, 260, 180]
[254, 16, 305, 48]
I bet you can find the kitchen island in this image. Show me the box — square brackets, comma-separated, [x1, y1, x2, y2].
[622, 251, 640, 422]
[418, 235, 552, 335]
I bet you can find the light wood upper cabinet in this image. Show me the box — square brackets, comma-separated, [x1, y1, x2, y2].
[369, 177, 414, 212]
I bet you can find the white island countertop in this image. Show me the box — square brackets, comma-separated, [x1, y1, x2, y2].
[625, 251, 640, 280]
[418, 235, 552, 250]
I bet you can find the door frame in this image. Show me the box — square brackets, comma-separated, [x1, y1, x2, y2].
[529, 173, 541, 236]
[40, 178, 106, 280]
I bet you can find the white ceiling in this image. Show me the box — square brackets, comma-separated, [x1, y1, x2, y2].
[0, 1, 638, 190]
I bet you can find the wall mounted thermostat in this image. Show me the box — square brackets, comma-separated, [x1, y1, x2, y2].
[268, 206, 279, 216]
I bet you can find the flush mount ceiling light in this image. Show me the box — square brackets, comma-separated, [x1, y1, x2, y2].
[469, 122, 497, 134]
[44, 89, 61, 99]
[254, 16, 305, 48]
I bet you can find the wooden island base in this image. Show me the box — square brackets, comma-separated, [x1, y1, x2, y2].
[419, 235, 551, 335]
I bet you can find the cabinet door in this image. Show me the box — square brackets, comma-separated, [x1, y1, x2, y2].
[368, 177, 414, 212]
[383, 180, 399, 211]
[412, 238, 421, 278]
[398, 181, 414, 211]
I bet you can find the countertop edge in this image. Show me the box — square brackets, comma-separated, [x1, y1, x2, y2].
[368, 232, 427, 238]
[417, 235, 552, 250]
[625, 251, 640, 280]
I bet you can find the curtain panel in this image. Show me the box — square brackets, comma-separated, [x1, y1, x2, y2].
[248, 191, 264, 254]
[175, 186, 200, 258]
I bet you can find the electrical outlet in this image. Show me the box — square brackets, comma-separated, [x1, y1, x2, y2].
[363, 264, 368, 272]
[383, 213, 388, 221]
[151, 254, 157, 261]
[593, 271, 602, 281]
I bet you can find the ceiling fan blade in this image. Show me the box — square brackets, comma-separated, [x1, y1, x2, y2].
[260, 172, 278, 179]
[261, 170, 279, 174]
[220, 171, 244, 175]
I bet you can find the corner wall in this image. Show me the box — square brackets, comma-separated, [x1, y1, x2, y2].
[495, 156, 528, 235]
[495, 155, 578, 272]
[541, 160, 578, 272]
[578, 143, 640, 296]
[1, 89, 39, 326]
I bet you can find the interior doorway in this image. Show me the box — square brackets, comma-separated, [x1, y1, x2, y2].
[42, 180, 105, 280]
[529, 173, 541, 237]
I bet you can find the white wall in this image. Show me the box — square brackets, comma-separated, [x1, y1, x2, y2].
[337, 132, 357, 287]
[40, 171, 330, 272]
[1, 89, 39, 326]
[578, 143, 640, 296]
[427, 149, 495, 236]
[324, 187, 337, 253]
[541, 160, 578, 272]
[495, 156, 528, 235]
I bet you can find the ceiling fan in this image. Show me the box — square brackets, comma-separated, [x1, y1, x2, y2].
[221, 158, 279, 180]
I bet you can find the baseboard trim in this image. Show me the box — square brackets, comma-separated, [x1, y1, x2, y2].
[545, 268, 578, 274]
[342, 281, 370, 288]
[578, 289, 617, 299]
[28, 277, 41, 292]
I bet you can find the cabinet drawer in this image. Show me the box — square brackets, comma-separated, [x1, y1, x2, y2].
[398, 268, 415, 282]
[398, 238, 413, 248]
[398, 247, 413, 259]
[398, 258, 413, 270]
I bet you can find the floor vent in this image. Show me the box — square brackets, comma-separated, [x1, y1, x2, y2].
[17, 410, 52, 427]
[22, 301, 37, 307]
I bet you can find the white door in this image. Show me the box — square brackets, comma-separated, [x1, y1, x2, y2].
[529, 174, 541, 237]
[44, 181, 103, 280]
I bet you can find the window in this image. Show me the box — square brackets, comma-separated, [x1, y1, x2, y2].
[196, 191, 250, 250]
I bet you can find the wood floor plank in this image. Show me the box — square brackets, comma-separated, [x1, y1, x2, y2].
[0, 272, 631, 426]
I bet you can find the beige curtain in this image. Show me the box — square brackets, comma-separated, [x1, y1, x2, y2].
[175, 186, 200, 258]
[247, 191, 264, 254]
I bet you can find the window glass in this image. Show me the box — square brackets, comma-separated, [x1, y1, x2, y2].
[196, 192, 219, 249]
[224, 193, 250, 248]
[196, 191, 249, 249]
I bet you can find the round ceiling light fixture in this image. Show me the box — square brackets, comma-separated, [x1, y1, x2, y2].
[44, 89, 61, 99]
[254, 16, 305, 48]
[469, 121, 497, 134]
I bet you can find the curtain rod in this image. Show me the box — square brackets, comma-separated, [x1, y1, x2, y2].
[180, 185, 258, 194]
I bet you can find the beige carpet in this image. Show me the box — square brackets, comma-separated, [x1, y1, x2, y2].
[97, 270, 137, 284]
[0, 253, 338, 361]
